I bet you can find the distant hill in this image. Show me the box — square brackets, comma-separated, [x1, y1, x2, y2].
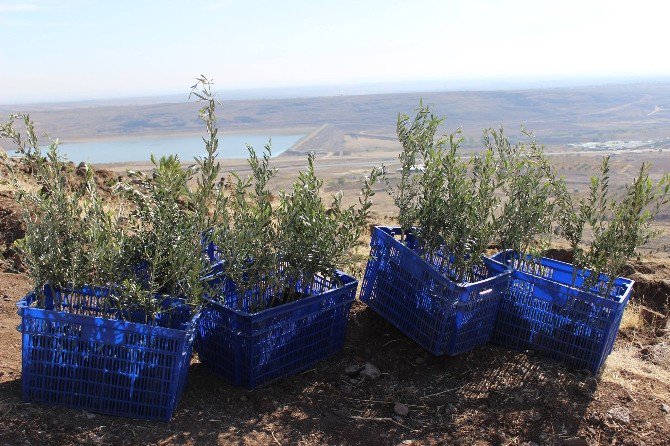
[2, 82, 670, 148]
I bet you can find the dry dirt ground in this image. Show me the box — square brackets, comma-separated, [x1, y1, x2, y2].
[1, 259, 670, 446]
[1, 151, 670, 445]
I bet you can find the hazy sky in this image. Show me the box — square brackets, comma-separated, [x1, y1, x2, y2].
[0, 0, 668, 103]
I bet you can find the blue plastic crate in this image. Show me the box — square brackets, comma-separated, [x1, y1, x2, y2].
[17, 285, 199, 420]
[359, 226, 511, 356]
[196, 270, 357, 389]
[487, 251, 634, 374]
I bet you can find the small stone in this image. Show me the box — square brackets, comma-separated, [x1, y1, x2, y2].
[240, 395, 248, 402]
[394, 402, 410, 417]
[586, 413, 600, 424]
[392, 415, 404, 423]
[608, 406, 630, 424]
[340, 384, 353, 394]
[401, 440, 413, 445]
[344, 364, 363, 377]
[84, 412, 95, 419]
[88, 433, 103, 444]
[661, 403, 670, 414]
[562, 437, 589, 446]
[495, 430, 507, 442]
[415, 357, 425, 365]
[514, 394, 525, 404]
[360, 362, 381, 380]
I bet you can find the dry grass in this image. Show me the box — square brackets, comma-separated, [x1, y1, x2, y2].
[603, 303, 670, 402]
[602, 342, 670, 401]
[620, 303, 645, 332]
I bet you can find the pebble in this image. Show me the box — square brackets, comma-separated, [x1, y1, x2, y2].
[414, 357, 425, 365]
[394, 402, 410, 417]
[240, 395, 248, 402]
[586, 413, 600, 425]
[495, 430, 507, 442]
[608, 406, 630, 424]
[360, 362, 381, 380]
[661, 403, 670, 414]
[339, 384, 353, 394]
[84, 412, 95, 419]
[344, 364, 363, 377]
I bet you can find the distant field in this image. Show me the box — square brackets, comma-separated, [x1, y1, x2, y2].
[2, 81, 670, 156]
[2, 82, 669, 253]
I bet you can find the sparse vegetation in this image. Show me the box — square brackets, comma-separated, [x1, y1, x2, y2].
[387, 102, 670, 292]
[0, 77, 383, 317]
[387, 103, 500, 282]
[0, 78, 225, 318]
[387, 103, 560, 283]
[211, 146, 381, 311]
[554, 155, 670, 293]
[1, 114, 121, 297]
[485, 127, 556, 261]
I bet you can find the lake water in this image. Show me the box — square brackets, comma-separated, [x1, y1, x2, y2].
[54, 133, 305, 164]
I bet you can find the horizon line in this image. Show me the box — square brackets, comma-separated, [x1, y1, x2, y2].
[3, 74, 670, 108]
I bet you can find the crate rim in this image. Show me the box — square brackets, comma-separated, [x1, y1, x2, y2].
[201, 269, 358, 321]
[17, 287, 201, 340]
[371, 225, 511, 291]
[488, 249, 635, 305]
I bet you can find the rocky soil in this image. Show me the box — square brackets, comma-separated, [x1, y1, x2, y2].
[1, 260, 669, 445]
[0, 166, 669, 445]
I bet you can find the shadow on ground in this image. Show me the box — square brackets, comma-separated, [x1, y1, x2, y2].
[0, 301, 632, 446]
